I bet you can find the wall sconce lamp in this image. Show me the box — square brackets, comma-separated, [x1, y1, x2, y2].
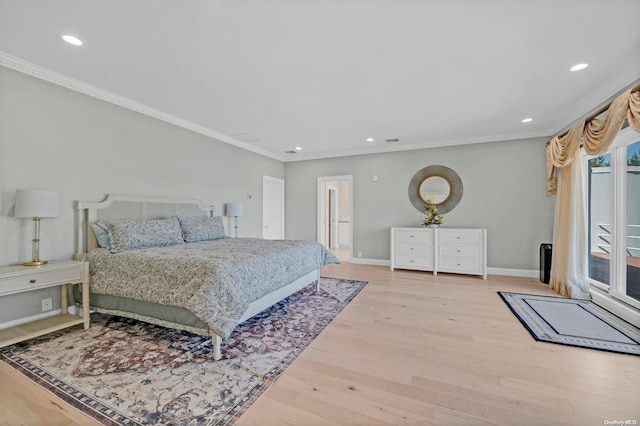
[226, 202, 244, 238]
[15, 189, 60, 266]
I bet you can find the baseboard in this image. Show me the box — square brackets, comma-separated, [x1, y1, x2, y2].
[350, 260, 539, 278]
[0, 309, 62, 331]
[487, 268, 539, 278]
[350, 258, 391, 266]
[590, 287, 640, 327]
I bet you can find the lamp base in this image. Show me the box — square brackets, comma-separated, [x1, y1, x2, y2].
[23, 260, 48, 266]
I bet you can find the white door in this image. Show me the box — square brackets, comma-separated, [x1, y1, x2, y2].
[328, 187, 339, 248]
[263, 176, 285, 239]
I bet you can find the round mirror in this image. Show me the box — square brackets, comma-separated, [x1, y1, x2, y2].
[408, 165, 463, 214]
[419, 176, 450, 204]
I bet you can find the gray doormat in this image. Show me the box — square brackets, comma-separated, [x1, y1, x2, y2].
[498, 292, 640, 356]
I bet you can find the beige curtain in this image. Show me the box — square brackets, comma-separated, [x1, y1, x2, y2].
[545, 88, 640, 298]
[546, 121, 584, 195]
[547, 89, 640, 195]
[550, 157, 588, 298]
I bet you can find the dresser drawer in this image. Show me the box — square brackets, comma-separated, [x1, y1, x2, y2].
[438, 257, 482, 274]
[438, 230, 481, 245]
[395, 256, 432, 269]
[394, 229, 432, 244]
[0, 267, 84, 296]
[395, 243, 432, 256]
[438, 245, 480, 258]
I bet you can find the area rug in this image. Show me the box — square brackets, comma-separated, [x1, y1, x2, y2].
[1, 277, 367, 426]
[498, 292, 640, 356]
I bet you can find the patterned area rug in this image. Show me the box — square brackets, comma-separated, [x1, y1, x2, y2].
[498, 292, 640, 356]
[1, 277, 367, 425]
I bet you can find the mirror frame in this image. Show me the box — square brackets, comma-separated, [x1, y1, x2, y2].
[408, 165, 463, 214]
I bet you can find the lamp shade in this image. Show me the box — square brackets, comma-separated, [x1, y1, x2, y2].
[226, 202, 244, 217]
[15, 190, 60, 218]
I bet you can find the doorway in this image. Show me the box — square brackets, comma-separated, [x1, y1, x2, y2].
[317, 175, 353, 262]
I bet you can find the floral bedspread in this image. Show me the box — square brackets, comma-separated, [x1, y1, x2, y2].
[87, 238, 340, 338]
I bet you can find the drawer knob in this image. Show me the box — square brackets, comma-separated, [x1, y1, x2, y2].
[456, 250, 461, 253]
[410, 235, 414, 238]
[456, 236, 461, 239]
[410, 260, 414, 263]
[30, 279, 36, 284]
[410, 247, 414, 250]
[457, 263, 461, 266]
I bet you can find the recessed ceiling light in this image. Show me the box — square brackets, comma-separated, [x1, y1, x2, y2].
[295, 146, 302, 151]
[521, 118, 533, 123]
[366, 137, 374, 142]
[570, 63, 588, 72]
[61, 34, 83, 46]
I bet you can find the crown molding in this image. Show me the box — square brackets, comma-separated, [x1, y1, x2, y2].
[285, 131, 549, 162]
[0, 51, 285, 162]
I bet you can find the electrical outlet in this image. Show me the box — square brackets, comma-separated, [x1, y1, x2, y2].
[41, 298, 52, 312]
[358, 251, 363, 258]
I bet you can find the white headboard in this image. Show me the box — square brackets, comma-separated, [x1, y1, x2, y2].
[75, 194, 214, 259]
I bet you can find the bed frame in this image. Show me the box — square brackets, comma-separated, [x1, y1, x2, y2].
[75, 194, 320, 360]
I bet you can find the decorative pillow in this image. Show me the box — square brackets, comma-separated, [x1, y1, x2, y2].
[96, 217, 184, 253]
[90, 223, 110, 248]
[177, 216, 226, 242]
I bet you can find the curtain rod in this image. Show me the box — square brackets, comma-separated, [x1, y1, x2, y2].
[548, 81, 640, 143]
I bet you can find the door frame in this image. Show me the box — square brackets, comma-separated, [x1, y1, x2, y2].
[317, 175, 353, 262]
[585, 127, 640, 326]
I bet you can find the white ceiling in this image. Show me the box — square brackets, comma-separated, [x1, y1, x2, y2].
[1, 0, 639, 162]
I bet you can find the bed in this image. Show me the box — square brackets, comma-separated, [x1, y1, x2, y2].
[74, 194, 339, 360]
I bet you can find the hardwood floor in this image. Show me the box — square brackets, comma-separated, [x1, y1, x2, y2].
[1, 263, 639, 425]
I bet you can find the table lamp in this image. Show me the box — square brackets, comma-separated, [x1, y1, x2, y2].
[15, 189, 60, 266]
[226, 202, 244, 238]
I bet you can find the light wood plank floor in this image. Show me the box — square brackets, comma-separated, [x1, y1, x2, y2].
[1, 263, 638, 425]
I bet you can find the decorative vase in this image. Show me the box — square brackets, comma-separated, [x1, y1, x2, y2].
[427, 224, 440, 228]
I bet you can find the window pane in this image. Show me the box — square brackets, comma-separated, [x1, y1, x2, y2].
[626, 141, 640, 301]
[589, 153, 611, 285]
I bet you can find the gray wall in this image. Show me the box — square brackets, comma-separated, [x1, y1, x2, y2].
[0, 64, 557, 326]
[0, 67, 284, 322]
[285, 138, 555, 270]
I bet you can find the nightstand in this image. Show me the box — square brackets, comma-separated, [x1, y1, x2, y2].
[0, 260, 89, 348]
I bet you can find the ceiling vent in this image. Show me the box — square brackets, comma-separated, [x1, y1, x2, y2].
[385, 138, 400, 143]
[232, 133, 260, 143]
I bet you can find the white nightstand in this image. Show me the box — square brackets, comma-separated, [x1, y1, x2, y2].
[0, 260, 89, 348]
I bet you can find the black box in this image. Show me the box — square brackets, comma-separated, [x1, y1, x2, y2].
[540, 243, 552, 284]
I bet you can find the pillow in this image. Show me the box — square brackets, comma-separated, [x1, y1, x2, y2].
[177, 216, 226, 242]
[96, 217, 184, 253]
[91, 223, 110, 248]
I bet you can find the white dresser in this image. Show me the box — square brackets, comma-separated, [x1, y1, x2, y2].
[435, 228, 487, 279]
[390, 227, 487, 279]
[390, 227, 434, 272]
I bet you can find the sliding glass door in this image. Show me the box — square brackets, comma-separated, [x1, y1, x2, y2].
[588, 152, 612, 286]
[587, 128, 640, 309]
[622, 138, 640, 302]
